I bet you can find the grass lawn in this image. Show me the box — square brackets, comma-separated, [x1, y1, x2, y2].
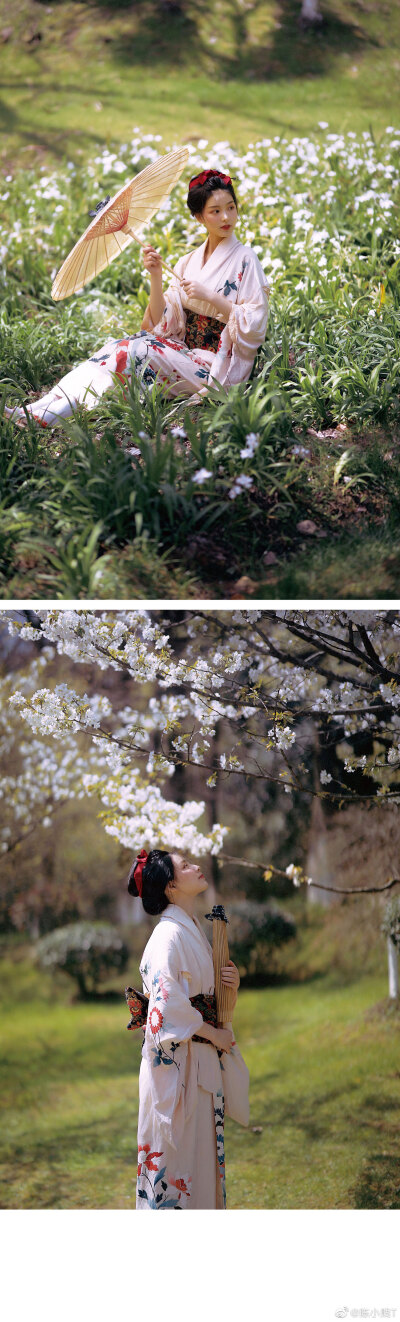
[1, 1, 400, 172]
[1, 952, 400, 1209]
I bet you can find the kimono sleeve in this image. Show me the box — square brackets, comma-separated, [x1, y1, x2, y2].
[140, 935, 204, 1149]
[141, 254, 188, 340]
[208, 250, 269, 389]
[219, 1035, 250, 1127]
[227, 251, 269, 354]
[142, 935, 204, 1050]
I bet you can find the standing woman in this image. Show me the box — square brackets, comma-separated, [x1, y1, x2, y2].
[4, 168, 269, 425]
[128, 847, 249, 1211]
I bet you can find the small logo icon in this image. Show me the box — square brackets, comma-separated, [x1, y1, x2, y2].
[335, 1311, 349, 1319]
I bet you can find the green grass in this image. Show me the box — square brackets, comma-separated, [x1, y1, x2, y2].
[1, 0, 400, 172]
[1, 950, 400, 1209]
[258, 526, 400, 598]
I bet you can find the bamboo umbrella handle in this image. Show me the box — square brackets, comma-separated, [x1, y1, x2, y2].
[126, 226, 181, 282]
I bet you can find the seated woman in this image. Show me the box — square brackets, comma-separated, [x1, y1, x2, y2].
[5, 168, 269, 427]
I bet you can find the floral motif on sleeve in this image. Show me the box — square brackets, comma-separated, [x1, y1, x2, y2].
[149, 1006, 163, 1034]
[148, 969, 180, 1069]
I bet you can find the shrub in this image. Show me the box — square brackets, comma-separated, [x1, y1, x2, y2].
[36, 921, 130, 997]
[227, 899, 297, 984]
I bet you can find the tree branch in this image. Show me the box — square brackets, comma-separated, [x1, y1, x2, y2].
[219, 853, 400, 896]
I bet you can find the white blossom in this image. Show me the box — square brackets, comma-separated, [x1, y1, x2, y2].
[192, 468, 213, 485]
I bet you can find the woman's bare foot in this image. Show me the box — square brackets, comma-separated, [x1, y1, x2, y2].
[3, 404, 28, 428]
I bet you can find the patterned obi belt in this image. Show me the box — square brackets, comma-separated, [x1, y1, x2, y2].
[184, 309, 223, 353]
[125, 986, 217, 1043]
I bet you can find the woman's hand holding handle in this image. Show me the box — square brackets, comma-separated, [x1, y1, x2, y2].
[195, 1022, 234, 1052]
[142, 244, 163, 275]
[142, 244, 165, 327]
[221, 959, 240, 990]
[212, 1026, 235, 1052]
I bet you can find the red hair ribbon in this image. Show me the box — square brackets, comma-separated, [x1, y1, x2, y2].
[134, 849, 148, 897]
[189, 168, 231, 192]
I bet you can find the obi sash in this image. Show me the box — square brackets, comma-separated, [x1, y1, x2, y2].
[125, 986, 217, 1043]
[184, 310, 223, 353]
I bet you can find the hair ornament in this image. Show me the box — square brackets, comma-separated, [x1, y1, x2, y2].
[189, 168, 232, 192]
[133, 848, 148, 897]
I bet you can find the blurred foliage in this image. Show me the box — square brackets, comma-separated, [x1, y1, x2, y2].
[228, 899, 297, 983]
[36, 920, 130, 996]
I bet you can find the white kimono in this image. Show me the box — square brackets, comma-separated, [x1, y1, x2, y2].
[6, 236, 269, 425]
[135, 903, 249, 1211]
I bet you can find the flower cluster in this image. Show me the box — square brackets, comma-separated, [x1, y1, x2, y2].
[2, 126, 400, 315]
[3, 610, 400, 869]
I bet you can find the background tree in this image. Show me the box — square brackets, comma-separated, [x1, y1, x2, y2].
[36, 921, 130, 999]
[2, 610, 400, 934]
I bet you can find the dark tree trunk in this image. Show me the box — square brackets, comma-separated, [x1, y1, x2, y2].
[75, 971, 88, 999]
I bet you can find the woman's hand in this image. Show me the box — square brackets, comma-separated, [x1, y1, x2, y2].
[181, 277, 232, 320]
[142, 244, 163, 276]
[194, 1021, 234, 1051]
[181, 278, 212, 303]
[221, 960, 240, 991]
[211, 1026, 235, 1053]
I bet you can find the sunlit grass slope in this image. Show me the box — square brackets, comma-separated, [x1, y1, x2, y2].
[1, 952, 400, 1209]
[0, 0, 400, 171]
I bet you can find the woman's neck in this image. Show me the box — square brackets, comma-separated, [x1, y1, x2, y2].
[204, 230, 233, 258]
[170, 893, 196, 919]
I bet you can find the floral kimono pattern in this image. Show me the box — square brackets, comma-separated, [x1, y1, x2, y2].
[152, 234, 270, 391]
[135, 904, 249, 1211]
[6, 236, 268, 426]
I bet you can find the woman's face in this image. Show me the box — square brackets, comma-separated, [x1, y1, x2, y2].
[196, 188, 238, 242]
[168, 853, 208, 897]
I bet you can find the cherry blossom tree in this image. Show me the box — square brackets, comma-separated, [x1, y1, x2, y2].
[1, 609, 400, 901]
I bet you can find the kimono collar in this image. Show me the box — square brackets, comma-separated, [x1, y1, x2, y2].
[198, 232, 241, 270]
[160, 903, 212, 951]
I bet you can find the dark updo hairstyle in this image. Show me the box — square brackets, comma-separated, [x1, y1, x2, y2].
[127, 849, 175, 916]
[187, 171, 238, 219]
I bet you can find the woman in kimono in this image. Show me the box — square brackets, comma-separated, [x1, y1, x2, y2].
[5, 167, 269, 426]
[128, 846, 249, 1211]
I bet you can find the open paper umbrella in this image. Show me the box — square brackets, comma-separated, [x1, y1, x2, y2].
[51, 145, 189, 301]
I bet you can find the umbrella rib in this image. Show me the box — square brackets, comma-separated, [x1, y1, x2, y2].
[75, 239, 95, 291]
[56, 242, 82, 295]
[62, 240, 90, 294]
[93, 236, 100, 280]
[111, 230, 126, 255]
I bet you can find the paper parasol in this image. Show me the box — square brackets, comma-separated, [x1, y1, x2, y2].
[205, 906, 236, 1026]
[51, 145, 189, 301]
